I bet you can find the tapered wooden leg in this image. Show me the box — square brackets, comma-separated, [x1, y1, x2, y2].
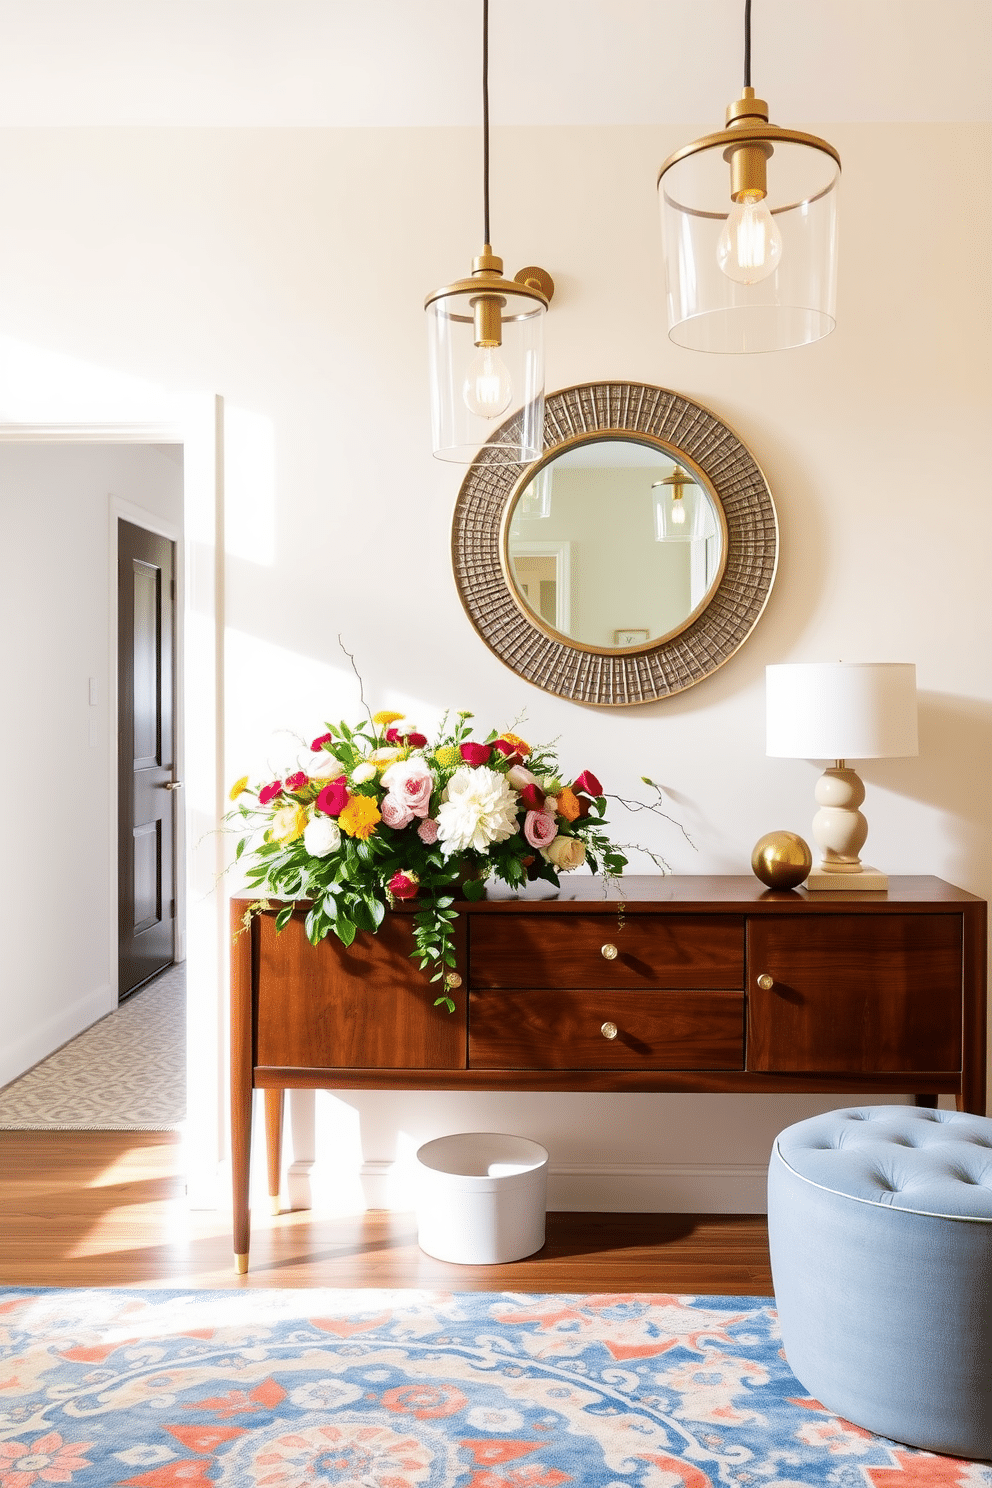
[230, 903, 254, 1272]
[265, 1088, 284, 1215]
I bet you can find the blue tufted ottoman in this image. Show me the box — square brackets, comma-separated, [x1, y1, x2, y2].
[768, 1106, 992, 1459]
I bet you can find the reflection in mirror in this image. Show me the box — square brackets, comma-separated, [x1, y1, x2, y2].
[506, 438, 724, 651]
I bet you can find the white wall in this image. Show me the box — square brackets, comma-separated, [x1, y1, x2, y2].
[0, 120, 987, 1205]
[0, 443, 183, 1087]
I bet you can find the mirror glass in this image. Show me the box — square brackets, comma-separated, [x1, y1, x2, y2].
[504, 437, 725, 651]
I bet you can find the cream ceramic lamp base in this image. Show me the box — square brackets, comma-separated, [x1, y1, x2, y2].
[806, 763, 888, 891]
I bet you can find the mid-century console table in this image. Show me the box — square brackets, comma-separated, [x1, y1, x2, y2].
[230, 875, 987, 1270]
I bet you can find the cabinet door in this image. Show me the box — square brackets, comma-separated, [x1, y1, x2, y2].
[747, 915, 962, 1073]
[255, 912, 466, 1070]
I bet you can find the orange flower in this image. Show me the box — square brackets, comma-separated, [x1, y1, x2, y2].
[556, 787, 582, 822]
[498, 731, 531, 757]
[339, 795, 381, 840]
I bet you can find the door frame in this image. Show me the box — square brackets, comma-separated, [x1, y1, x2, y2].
[0, 397, 226, 1207]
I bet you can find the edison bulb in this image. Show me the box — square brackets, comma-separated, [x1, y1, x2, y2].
[463, 347, 513, 418]
[717, 195, 783, 284]
[670, 499, 686, 525]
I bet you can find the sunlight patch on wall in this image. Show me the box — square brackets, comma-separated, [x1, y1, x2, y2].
[0, 335, 180, 428]
[225, 405, 275, 566]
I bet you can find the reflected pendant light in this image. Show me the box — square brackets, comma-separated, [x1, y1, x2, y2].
[657, 0, 840, 354]
[425, 0, 554, 462]
[652, 467, 716, 542]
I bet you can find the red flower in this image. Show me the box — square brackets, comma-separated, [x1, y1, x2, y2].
[460, 742, 491, 766]
[387, 726, 429, 749]
[573, 769, 603, 798]
[387, 870, 420, 900]
[518, 782, 546, 811]
[285, 771, 308, 792]
[311, 732, 333, 752]
[316, 775, 349, 817]
[492, 738, 522, 766]
[258, 781, 283, 806]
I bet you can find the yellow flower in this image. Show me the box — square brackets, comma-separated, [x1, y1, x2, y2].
[229, 775, 250, 801]
[369, 746, 404, 771]
[372, 710, 405, 728]
[433, 745, 462, 769]
[270, 802, 307, 844]
[339, 794, 381, 840]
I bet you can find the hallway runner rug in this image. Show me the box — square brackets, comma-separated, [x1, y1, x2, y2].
[0, 1288, 984, 1486]
[0, 963, 185, 1130]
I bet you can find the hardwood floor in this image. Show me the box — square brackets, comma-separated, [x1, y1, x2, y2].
[0, 1130, 773, 1294]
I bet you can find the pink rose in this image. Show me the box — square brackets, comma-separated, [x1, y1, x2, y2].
[258, 781, 282, 806]
[311, 732, 333, 752]
[380, 759, 434, 819]
[518, 782, 546, 811]
[417, 817, 439, 844]
[315, 775, 349, 817]
[380, 793, 415, 829]
[285, 771, 308, 792]
[524, 809, 558, 850]
[387, 870, 420, 900]
[573, 769, 603, 798]
[460, 741, 491, 766]
[507, 764, 541, 792]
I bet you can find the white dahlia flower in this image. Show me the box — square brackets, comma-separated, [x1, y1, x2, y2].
[436, 765, 519, 855]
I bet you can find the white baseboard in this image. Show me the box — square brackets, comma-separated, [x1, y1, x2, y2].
[0, 983, 113, 1090]
[293, 1157, 770, 1216]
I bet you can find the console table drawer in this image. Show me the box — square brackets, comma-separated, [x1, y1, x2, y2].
[469, 988, 745, 1069]
[469, 914, 744, 989]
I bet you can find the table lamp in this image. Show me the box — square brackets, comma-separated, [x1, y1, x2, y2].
[765, 662, 918, 890]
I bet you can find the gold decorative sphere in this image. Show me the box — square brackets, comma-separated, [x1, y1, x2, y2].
[751, 830, 813, 890]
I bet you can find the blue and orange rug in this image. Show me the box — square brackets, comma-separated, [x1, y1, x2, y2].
[0, 1288, 985, 1486]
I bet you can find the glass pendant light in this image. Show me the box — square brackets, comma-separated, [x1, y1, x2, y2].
[652, 467, 716, 542]
[657, 0, 840, 354]
[425, 0, 554, 463]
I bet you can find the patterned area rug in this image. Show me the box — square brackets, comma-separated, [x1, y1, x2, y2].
[0, 1288, 986, 1486]
[0, 964, 185, 1130]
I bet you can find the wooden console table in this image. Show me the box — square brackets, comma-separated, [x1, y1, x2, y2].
[230, 875, 987, 1271]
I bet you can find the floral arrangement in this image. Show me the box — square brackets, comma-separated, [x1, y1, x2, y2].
[230, 708, 627, 1008]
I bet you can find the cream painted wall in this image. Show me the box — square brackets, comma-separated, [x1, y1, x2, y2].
[0, 442, 183, 1087]
[0, 122, 987, 1205]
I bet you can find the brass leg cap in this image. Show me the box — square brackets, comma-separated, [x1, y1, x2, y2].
[235, 1253, 249, 1275]
[269, 1196, 281, 1216]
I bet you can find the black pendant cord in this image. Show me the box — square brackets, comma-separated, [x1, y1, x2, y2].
[743, 0, 752, 87]
[482, 0, 491, 247]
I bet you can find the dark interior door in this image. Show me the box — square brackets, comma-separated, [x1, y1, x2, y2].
[118, 519, 176, 999]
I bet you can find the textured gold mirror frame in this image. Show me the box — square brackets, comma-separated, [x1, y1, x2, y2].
[451, 382, 778, 707]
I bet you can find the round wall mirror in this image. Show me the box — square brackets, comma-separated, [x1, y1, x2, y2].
[504, 437, 727, 653]
[452, 382, 778, 706]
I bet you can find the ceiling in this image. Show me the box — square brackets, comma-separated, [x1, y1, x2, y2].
[0, 0, 987, 128]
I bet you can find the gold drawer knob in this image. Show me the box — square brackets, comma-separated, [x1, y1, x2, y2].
[601, 1021, 619, 1040]
[756, 973, 774, 991]
[446, 973, 463, 989]
[601, 943, 618, 960]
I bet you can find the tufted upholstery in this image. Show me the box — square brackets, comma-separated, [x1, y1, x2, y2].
[769, 1105, 992, 1460]
[775, 1106, 992, 1218]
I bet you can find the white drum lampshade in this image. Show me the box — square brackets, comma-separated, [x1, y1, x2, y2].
[766, 662, 918, 890]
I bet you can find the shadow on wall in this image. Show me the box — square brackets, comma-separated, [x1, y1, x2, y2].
[871, 691, 991, 894]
